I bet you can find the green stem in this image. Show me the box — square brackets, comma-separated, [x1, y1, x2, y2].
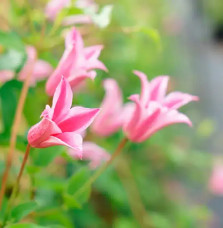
[74, 138, 128, 198]
[3, 144, 31, 226]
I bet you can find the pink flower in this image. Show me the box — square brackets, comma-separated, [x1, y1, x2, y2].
[69, 142, 110, 169]
[0, 71, 14, 83]
[45, 0, 70, 20]
[46, 27, 107, 96]
[18, 46, 53, 86]
[28, 77, 100, 157]
[124, 70, 199, 142]
[91, 78, 132, 136]
[0, 46, 52, 85]
[209, 163, 223, 195]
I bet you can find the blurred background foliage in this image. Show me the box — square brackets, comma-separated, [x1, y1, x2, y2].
[0, 0, 220, 227]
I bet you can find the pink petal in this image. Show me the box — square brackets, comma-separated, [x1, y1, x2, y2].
[91, 79, 123, 136]
[58, 106, 100, 132]
[27, 118, 62, 148]
[68, 142, 110, 169]
[163, 91, 199, 109]
[51, 77, 73, 123]
[150, 76, 169, 102]
[133, 70, 150, 106]
[45, 0, 70, 20]
[40, 132, 83, 158]
[33, 60, 53, 81]
[0, 70, 14, 83]
[63, 15, 92, 26]
[65, 27, 84, 51]
[137, 108, 192, 142]
[209, 164, 223, 195]
[18, 46, 37, 85]
[124, 94, 143, 136]
[46, 45, 76, 96]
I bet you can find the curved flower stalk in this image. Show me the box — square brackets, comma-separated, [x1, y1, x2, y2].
[28, 77, 100, 158]
[68, 142, 111, 169]
[91, 78, 133, 136]
[209, 162, 223, 195]
[124, 70, 199, 142]
[0, 46, 53, 86]
[46, 27, 107, 96]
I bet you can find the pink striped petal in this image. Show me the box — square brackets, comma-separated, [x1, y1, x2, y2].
[137, 109, 192, 142]
[163, 92, 199, 109]
[58, 107, 100, 132]
[150, 76, 169, 102]
[40, 133, 83, 158]
[133, 70, 150, 106]
[51, 77, 73, 123]
[27, 118, 62, 148]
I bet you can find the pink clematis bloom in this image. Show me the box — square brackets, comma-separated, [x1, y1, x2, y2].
[0, 70, 14, 83]
[209, 163, 223, 195]
[46, 27, 107, 96]
[27, 77, 100, 157]
[45, 0, 70, 20]
[124, 70, 199, 142]
[18, 46, 53, 86]
[91, 78, 132, 136]
[69, 142, 110, 169]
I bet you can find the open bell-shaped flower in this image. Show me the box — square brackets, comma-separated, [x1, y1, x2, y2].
[123, 70, 199, 142]
[27, 76, 100, 158]
[46, 27, 107, 96]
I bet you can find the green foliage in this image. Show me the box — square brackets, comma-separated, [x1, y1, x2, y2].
[10, 202, 38, 222]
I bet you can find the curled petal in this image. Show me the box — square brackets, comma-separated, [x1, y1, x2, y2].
[27, 118, 62, 148]
[40, 133, 83, 158]
[46, 45, 76, 96]
[163, 91, 199, 109]
[133, 70, 150, 106]
[58, 107, 100, 132]
[51, 77, 73, 123]
[150, 76, 169, 102]
[137, 109, 192, 142]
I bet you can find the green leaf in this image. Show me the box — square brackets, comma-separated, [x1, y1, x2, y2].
[65, 168, 91, 206]
[6, 223, 44, 228]
[0, 31, 25, 52]
[66, 168, 90, 195]
[32, 146, 64, 167]
[140, 27, 162, 52]
[0, 49, 26, 71]
[10, 201, 38, 222]
[0, 80, 22, 136]
[0, 30, 26, 72]
[62, 193, 81, 209]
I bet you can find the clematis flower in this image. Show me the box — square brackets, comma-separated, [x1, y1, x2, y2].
[91, 78, 132, 136]
[18, 46, 53, 86]
[45, 0, 70, 20]
[124, 70, 199, 142]
[0, 46, 53, 86]
[69, 142, 110, 169]
[0, 70, 14, 83]
[27, 77, 100, 157]
[209, 162, 223, 195]
[46, 27, 107, 96]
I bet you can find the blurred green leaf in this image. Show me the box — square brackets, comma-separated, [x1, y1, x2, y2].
[0, 80, 22, 136]
[6, 223, 44, 228]
[65, 168, 91, 206]
[0, 49, 25, 71]
[62, 194, 81, 209]
[10, 201, 38, 222]
[0, 31, 25, 52]
[32, 146, 64, 167]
